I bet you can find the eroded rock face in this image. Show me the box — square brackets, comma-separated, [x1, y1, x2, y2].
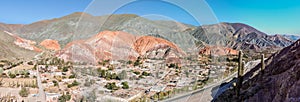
[57, 31, 185, 64]
[216, 39, 300, 102]
[199, 46, 238, 56]
[134, 36, 185, 59]
[4, 31, 41, 52]
[40, 39, 61, 51]
[57, 31, 138, 63]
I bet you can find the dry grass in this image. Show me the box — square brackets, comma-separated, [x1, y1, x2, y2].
[1, 78, 37, 88]
[5, 65, 34, 72]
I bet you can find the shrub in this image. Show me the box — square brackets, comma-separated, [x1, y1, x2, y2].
[67, 80, 80, 88]
[121, 82, 129, 89]
[133, 71, 140, 75]
[19, 87, 29, 97]
[104, 82, 119, 90]
[62, 67, 68, 72]
[9, 73, 16, 78]
[142, 71, 151, 76]
[69, 74, 76, 79]
[58, 93, 71, 102]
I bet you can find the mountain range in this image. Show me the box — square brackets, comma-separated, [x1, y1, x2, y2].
[0, 12, 297, 62]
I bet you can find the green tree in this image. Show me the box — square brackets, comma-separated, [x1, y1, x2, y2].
[133, 71, 140, 75]
[111, 73, 118, 79]
[121, 82, 129, 89]
[62, 66, 68, 72]
[9, 72, 16, 78]
[104, 82, 119, 90]
[127, 60, 133, 65]
[19, 87, 29, 97]
[0, 68, 3, 76]
[58, 93, 71, 102]
[69, 74, 76, 79]
[142, 71, 151, 76]
[67, 80, 80, 88]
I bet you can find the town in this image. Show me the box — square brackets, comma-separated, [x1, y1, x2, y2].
[0, 51, 240, 102]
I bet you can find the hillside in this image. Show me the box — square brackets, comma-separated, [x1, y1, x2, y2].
[191, 23, 293, 51]
[0, 31, 38, 60]
[0, 13, 292, 53]
[282, 34, 300, 41]
[215, 39, 300, 101]
[57, 31, 184, 64]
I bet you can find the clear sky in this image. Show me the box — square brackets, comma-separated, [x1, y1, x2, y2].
[0, 0, 299, 34]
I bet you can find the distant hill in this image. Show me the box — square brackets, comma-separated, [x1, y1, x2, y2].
[282, 34, 300, 41]
[0, 12, 295, 61]
[191, 23, 293, 51]
[57, 31, 184, 64]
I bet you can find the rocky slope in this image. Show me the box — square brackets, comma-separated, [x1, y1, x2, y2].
[199, 46, 238, 56]
[0, 31, 38, 60]
[191, 23, 293, 51]
[0, 12, 295, 61]
[282, 34, 300, 41]
[57, 31, 184, 63]
[215, 39, 300, 101]
[4, 31, 41, 52]
[134, 36, 185, 60]
[40, 39, 61, 51]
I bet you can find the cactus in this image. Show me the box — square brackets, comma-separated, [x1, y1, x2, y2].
[261, 54, 265, 75]
[260, 54, 265, 81]
[236, 50, 243, 99]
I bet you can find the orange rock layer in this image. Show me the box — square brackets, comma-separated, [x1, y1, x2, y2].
[199, 46, 238, 56]
[40, 39, 61, 51]
[57, 31, 184, 63]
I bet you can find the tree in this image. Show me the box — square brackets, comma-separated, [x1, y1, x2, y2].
[67, 80, 80, 88]
[121, 82, 129, 89]
[9, 72, 16, 78]
[133, 71, 140, 75]
[53, 80, 58, 86]
[134, 57, 142, 66]
[0, 68, 3, 77]
[127, 60, 133, 65]
[111, 73, 118, 79]
[19, 87, 29, 97]
[105, 72, 112, 80]
[142, 71, 151, 76]
[104, 82, 119, 90]
[69, 74, 76, 79]
[62, 66, 68, 72]
[58, 93, 71, 102]
[99, 70, 106, 77]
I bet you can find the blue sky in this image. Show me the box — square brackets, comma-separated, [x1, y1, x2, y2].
[0, 0, 299, 34]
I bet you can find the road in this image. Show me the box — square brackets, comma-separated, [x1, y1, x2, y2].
[162, 60, 261, 102]
[162, 72, 237, 102]
[36, 67, 46, 102]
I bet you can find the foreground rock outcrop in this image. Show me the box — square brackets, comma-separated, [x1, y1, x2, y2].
[215, 39, 300, 102]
